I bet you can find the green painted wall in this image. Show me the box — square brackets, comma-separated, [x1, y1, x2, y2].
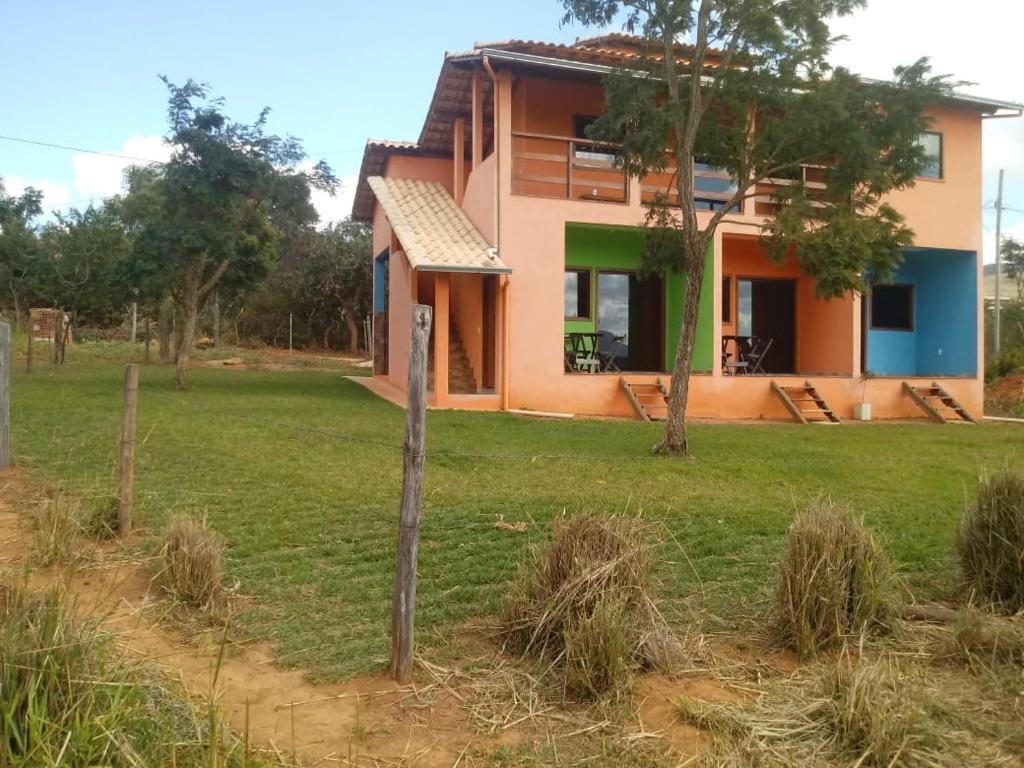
[564, 223, 714, 372]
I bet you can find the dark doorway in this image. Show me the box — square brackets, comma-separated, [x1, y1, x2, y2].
[373, 250, 389, 376]
[596, 271, 664, 372]
[482, 275, 497, 390]
[737, 278, 795, 373]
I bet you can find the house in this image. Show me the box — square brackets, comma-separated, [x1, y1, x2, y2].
[351, 36, 1022, 421]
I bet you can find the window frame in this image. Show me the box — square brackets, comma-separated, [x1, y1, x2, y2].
[870, 283, 915, 332]
[564, 267, 594, 321]
[917, 131, 943, 181]
[721, 275, 733, 324]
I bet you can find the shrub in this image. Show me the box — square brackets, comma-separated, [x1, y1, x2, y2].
[159, 516, 226, 611]
[500, 513, 674, 699]
[957, 467, 1024, 614]
[773, 500, 897, 658]
[31, 495, 79, 565]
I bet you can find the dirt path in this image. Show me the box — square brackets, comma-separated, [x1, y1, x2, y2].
[0, 469, 757, 766]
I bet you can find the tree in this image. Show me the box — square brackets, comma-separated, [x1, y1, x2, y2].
[38, 204, 133, 326]
[0, 179, 44, 323]
[560, 0, 948, 455]
[1001, 236, 1024, 302]
[307, 222, 372, 354]
[123, 77, 336, 388]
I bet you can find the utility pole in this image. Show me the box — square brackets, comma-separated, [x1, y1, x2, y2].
[994, 170, 1005, 355]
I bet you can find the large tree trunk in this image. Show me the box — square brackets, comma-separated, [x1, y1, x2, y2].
[659, 243, 707, 456]
[174, 278, 199, 389]
[344, 309, 359, 356]
[158, 295, 173, 362]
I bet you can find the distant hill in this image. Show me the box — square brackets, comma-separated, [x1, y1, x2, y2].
[983, 263, 1019, 300]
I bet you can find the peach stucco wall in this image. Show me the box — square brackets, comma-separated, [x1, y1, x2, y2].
[462, 153, 496, 244]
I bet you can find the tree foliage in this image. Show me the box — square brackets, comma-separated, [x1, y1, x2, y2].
[0, 180, 44, 321]
[122, 77, 338, 387]
[1001, 236, 1024, 302]
[560, 0, 950, 454]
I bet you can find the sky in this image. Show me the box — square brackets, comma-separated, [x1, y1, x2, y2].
[2, 0, 1022, 262]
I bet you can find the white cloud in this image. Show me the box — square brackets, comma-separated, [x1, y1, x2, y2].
[308, 172, 358, 227]
[4, 174, 71, 210]
[70, 135, 171, 200]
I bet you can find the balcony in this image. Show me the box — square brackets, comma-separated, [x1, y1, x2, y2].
[510, 131, 742, 211]
[509, 131, 830, 217]
[511, 131, 628, 203]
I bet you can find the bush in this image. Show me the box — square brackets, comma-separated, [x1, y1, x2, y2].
[500, 513, 675, 700]
[773, 500, 897, 658]
[985, 351, 1024, 383]
[159, 516, 226, 611]
[957, 467, 1024, 613]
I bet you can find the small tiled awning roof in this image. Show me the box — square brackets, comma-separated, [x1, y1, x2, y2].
[367, 176, 510, 274]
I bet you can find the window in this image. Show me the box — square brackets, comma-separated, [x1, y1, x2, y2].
[564, 269, 592, 319]
[572, 114, 618, 168]
[917, 132, 943, 180]
[695, 160, 738, 211]
[871, 284, 914, 331]
[721, 276, 732, 323]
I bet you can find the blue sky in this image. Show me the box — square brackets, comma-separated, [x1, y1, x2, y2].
[3, 1, 1022, 261]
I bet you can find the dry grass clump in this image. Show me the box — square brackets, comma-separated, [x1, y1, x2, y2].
[937, 609, 1024, 669]
[821, 660, 930, 766]
[677, 658, 960, 768]
[31, 494, 80, 565]
[500, 513, 675, 700]
[957, 466, 1024, 614]
[773, 500, 898, 659]
[159, 515, 226, 611]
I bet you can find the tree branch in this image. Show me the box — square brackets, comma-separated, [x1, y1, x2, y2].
[198, 258, 230, 300]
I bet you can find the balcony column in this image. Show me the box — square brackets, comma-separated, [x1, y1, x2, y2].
[434, 273, 450, 407]
[453, 118, 466, 203]
[711, 228, 724, 377]
[471, 69, 484, 171]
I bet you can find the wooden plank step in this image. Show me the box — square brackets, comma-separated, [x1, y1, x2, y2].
[772, 380, 842, 424]
[902, 382, 976, 423]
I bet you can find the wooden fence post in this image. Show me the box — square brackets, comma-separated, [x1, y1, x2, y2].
[0, 322, 9, 470]
[388, 304, 432, 684]
[118, 364, 140, 537]
[144, 319, 152, 364]
[26, 330, 33, 374]
[53, 323, 60, 364]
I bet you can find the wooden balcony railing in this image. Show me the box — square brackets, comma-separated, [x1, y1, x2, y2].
[510, 130, 828, 215]
[511, 131, 628, 203]
[753, 165, 830, 216]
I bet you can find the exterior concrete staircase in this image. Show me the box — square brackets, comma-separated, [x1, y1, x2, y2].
[428, 320, 478, 394]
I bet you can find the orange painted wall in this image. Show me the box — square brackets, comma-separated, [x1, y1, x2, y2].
[512, 75, 604, 135]
[384, 155, 455, 193]
[721, 236, 855, 375]
[387, 247, 414, 391]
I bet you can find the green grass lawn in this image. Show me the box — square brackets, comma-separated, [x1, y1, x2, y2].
[8, 341, 1024, 681]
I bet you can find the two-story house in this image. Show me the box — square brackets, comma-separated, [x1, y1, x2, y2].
[351, 35, 1022, 421]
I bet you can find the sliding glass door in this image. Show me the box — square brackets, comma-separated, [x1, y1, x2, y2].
[597, 271, 663, 372]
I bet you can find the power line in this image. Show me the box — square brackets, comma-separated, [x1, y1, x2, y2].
[0, 134, 166, 164]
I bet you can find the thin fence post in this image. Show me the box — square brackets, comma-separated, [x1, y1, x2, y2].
[389, 304, 432, 684]
[144, 319, 151, 364]
[0, 322, 9, 470]
[53, 323, 60, 365]
[118, 364, 140, 537]
[26, 329, 33, 374]
[288, 313, 293, 353]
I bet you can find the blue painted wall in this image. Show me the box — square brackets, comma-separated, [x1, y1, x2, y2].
[866, 249, 977, 376]
[373, 251, 389, 313]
